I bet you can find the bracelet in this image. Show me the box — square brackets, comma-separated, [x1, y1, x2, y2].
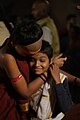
[40, 75, 46, 82]
[40, 73, 47, 82]
[19, 102, 29, 112]
[42, 73, 47, 79]
[11, 74, 22, 83]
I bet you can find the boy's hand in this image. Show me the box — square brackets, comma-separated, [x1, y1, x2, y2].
[49, 63, 61, 84]
[51, 53, 67, 68]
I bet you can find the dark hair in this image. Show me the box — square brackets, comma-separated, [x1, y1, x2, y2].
[41, 40, 53, 60]
[11, 18, 43, 46]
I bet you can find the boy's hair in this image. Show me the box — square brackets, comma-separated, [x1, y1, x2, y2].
[11, 18, 43, 46]
[41, 40, 53, 60]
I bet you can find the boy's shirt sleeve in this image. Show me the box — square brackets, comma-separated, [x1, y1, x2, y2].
[54, 73, 73, 113]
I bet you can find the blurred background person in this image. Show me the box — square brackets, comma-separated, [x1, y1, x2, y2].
[60, 14, 78, 54]
[31, 0, 60, 56]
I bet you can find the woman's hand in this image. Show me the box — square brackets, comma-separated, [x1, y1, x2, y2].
[51, 53, 67, 68]
[49, 63, 61, 84]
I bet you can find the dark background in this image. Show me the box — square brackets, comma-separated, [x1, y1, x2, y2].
[0, 0, 80, 29]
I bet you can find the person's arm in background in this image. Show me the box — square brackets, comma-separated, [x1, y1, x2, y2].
[52, 54, 80, 85]
[60, 69, 80, 85]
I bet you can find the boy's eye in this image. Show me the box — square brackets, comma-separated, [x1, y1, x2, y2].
[40, 59, 45, 62]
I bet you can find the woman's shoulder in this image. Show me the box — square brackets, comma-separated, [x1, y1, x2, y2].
[0, 53, 16, 67]
[1, 53, 15, 60]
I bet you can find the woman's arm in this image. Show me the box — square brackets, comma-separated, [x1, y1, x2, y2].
[60, 69, 80, 84]
[1, 53, 46, 99]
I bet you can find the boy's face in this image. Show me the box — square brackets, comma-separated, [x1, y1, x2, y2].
[29, 52, 49, 75]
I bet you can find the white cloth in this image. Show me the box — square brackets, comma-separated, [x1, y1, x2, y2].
[46, 112, 64, 120]
[31, 112, 64, 120]
[42, 26, 52, 45]
[0, 21, 10, 46]
[37, 83, 52, 119]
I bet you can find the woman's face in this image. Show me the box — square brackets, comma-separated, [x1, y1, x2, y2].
[15, 45, 30, 56]
[29, 52, 50, 75]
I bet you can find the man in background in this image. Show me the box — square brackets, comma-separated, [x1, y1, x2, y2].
[31, 0, 60, 56]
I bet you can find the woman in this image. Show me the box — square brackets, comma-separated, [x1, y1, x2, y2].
[0, 19, 47, 120]
[28, 40, 73, 120]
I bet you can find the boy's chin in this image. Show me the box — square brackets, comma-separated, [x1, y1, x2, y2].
[35, 72, 43, 75]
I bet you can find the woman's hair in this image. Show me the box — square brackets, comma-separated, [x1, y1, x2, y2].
[11, 18, 43, 46]
[41, 40, 53, 60]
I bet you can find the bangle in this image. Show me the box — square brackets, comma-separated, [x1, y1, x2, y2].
[19, 102, 29, 112]
[42, 73, 47, 79]
[40, 73, 47, 82]
[11, 74, 22, 83]
[40, 75, 46, 82]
